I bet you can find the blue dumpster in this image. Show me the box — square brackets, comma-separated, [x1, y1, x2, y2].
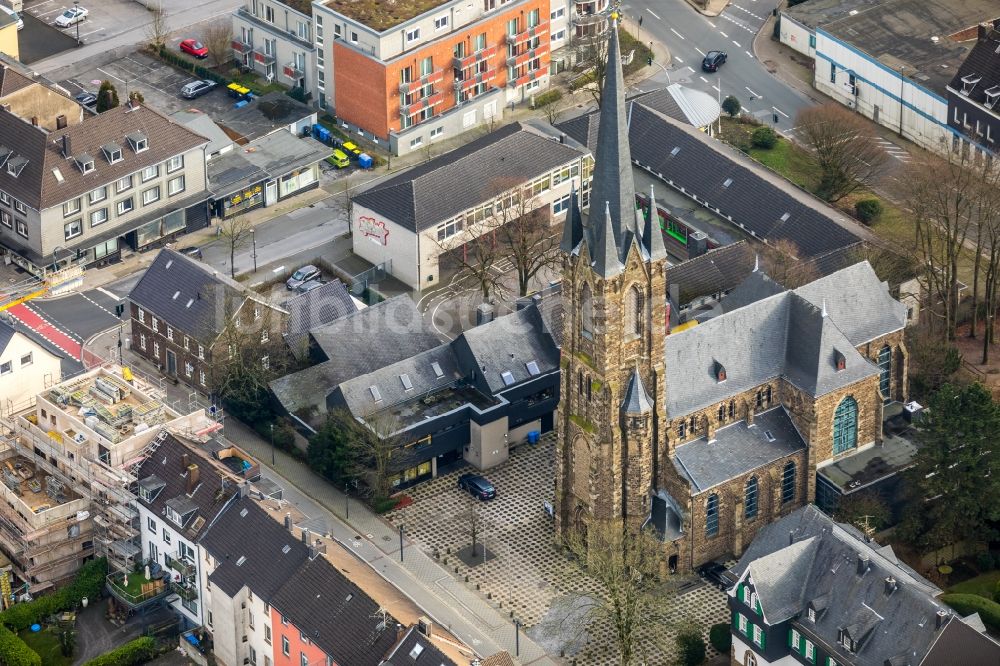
[358, 153, 373, 169]
[527, 431, 540, 445]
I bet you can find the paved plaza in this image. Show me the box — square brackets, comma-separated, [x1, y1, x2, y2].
[387, 434, 731, 663]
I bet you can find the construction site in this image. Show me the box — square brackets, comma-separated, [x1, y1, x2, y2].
[0, 364, 224, 594]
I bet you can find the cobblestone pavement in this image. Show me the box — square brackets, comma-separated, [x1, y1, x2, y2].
[387, 434, 731, 663]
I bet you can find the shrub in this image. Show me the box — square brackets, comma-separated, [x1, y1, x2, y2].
[855, 198, 884, 225]
[533, 89, 562, 108]
[940, 593, 1000, 631]
[0, 558, 107, 631]
[975, 551, 995, 572]
[675, 625, 706, 665]
[721, 95, 741, 118]
[0, 625, 40, 666]
[82, 637, 157, 666]
[96, 81, 120, 113]
[708, 622, 731, 653]
[993, 578, 1000, 604]
[751, 126, 778, 149]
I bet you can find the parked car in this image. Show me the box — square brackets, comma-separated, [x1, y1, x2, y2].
[286, 265, 320, 290]
[74, 91, 97, 108]
[179, 39, 209, 59]
[293, 279, 325, 294]
[458, 474, 496, 500]
[0, 6, 23, 31]
[180, 80, 217, 99]
[325, 149, 350, 169]
[697, 561, 737, 591]
[54, 6, 88, 27]
[701, 50, 727, 72]
[177, 246, 203, 260]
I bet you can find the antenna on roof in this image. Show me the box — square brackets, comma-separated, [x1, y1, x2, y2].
[821, 298, 828, 318]
[753, 254, 759, 272]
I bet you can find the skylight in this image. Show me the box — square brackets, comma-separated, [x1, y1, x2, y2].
[764, 431, 776, 442]
[780, 212, 790, 222]
[409, 644, 425, 659]
[282, 544, 291, 554]
[400, 373, 413, 390]
[52, 167, 64, 183]
[501, 371, 516, 386]
[236, 556, 247, 566]
[240, 507, 248, 517]
[525, 360, 540, 376]
[431, 361, 444, 378]
[670, 146, 681, 156]
[172, 291, 180, 300]
[722, 178, 733, 188]
[186, 298, 194, 308]
[370, 386, 382, 401]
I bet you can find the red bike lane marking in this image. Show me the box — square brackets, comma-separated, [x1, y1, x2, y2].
[6, 303, 82, 360]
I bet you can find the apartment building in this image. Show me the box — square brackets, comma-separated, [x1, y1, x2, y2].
[947, 23, 1000, 159]
[313, 0, 553, 155]
[0, 67, 210, 275]
[232, 0, 318, 103]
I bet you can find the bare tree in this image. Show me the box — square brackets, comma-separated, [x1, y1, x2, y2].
[435, 211, 507, 303]
[467, 496, 481, 557]
[201, 22, 234, 70]
[563, 521, 678, 665]
[145, 6, 169, 51]
[495, 192, 562, 297]
[218, 215, 252, 278]
[759, 239, 820, 288]
[972, 165, 1000, 361]
[795, 103, 889, 202]
[347, 410, 404, 500]
[574, 31, 611, 109]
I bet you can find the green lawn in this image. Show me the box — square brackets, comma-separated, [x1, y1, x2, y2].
[18, 627, 73, 666]
[949, 570, 1000, 599]
[748, 141, 822, 192]
[107, 573, 165, 603]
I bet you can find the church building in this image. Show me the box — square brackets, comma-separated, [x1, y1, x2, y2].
[553, 17, 908, 573]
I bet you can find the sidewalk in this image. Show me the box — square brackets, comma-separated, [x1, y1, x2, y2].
[221, 418, 559, 666]
[752, 14, 825, 106]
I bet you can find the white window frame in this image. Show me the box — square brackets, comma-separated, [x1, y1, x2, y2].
[63, 198, 81, 217]
[168, 175, 185, 196]
[13, 199, 25, 215]
[737, 613, 748, 634]
[141, 165, 159, 183]
[15, 219, 27, 239]
[116, 175, 133, 193]
[167, 154, 184, 173]
[199, 370, 206, 386]
[434, 15, 448, 30]
[142, 186, 161, 206]
[139, 333, 146, 350]
[406, 27, 420, 42]
[64, 219, 82, 240]
[20, 352, 32, 367]
[90, 208, 108, 227]
[791, 628, 801, 649]
[117, 197, 134, 215]
[198, 344, 204, 360]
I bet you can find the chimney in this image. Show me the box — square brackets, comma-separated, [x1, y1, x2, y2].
[395, 624, 405, 642]
[185, 463, 199, 494]
[30, 117, 38, 127]
[284, 513, 292, 531]
[61, 134, 71, 157]
[884, 576, 897, 595]
[980, 22, 991, 41]
[308, 538, 326, 560]
[56, 114, 67, 130]
[301, 527, 309, 543]
[559, 133, 566, 144]
[417, 616, 433, 637]
[935, 609, 950, 629]
[789, 530, 795, 545]
[181, 453, 190, 470]
[857, 553, 870, 576]
[239, 482, 249, 498]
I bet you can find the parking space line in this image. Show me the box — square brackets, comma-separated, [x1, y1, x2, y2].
[78, 29, 103, 38]
[695, 47, 706, 56]
[96, 68, 125, 84]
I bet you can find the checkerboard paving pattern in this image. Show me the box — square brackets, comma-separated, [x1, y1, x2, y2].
[388, 434, 731, 664]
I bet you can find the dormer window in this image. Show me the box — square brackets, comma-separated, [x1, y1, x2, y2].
[834, 350, 846, 371]
[127, 131, 148, 153]
[838, 629, 856, 653]
[961, 73, 981, 95]
[713, 360, 726, 382]
[985, 86, 1000, 109]
[102, 143, 123, 164]
[166, 506, 184, 526]
[6, 156, 27, 178]
[75, 154, 95, 174]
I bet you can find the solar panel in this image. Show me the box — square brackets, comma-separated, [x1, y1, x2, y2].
[501, 371, 516, 386]
[400, 373, 413, 390]
[525, 360, 540, 376]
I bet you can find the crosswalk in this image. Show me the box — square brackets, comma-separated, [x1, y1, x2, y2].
[874, 137, 912, 162]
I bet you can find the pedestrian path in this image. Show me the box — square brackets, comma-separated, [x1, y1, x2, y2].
[221, 418, 557, 666]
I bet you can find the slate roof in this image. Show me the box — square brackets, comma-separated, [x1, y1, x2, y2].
[134, 433, 239, 542]
[922, 613, 1000, 665]
[666, 241, 756, 306]
[733, 505, 963, 666]
[721, 268, 785, 312]
[352, 122, 585, 233]
[949, 28, 1000, 109]
[0, 102, 206, 211]
[129, 249, 283, 345]
[622, 368, 653, 414]
[664, 274, 880, 417]
[672, 407, 807, 492]
[200, 496, 309, 599]
[270, 556, 399, 666]
[269, 361, 342, 419]
[284, 279, 358, 359]
[452, 304, 560, 394]
[381, 626, 457, 666]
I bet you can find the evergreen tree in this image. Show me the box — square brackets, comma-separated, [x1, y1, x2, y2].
[96, 80, 119, 113]
[898, 383, 1000, 551]
[721, 95, 741, 118]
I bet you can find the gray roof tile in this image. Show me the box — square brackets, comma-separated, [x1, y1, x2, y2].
[382, 626, 457, 666]
[284, 279, 358, 359]
[665, 241, 755, 306]
[622, 367, 653, 414]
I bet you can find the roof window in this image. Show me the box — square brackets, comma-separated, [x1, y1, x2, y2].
[764, 430, 775, 442]
[722, 178, 733, 188]
[236, 555, 247, 566]
[172, 291, 180, 300]
[239, 507, 248, 517]
[431, 361, 444, 378]
[525, 360, 540, 376]
[282, 544, 291, 554]
[52, 167, 64, 183]
[501, 371, 516, 386]
[369, 385, 382, 402]
[102, 143, 123, 164]
[6, 156, 27, 178]
[961, 73, 981, 95]
[400, 373, 413, 390]
[834, 349, 846, 371]
[985, 85, 1000, 109]
[0, 146, 10, 168]
[713, 360, 726, 383]
[75, 153, 95, 174]
[670, 146, 681, 156]
[409, 643, 425, 659]
[780, 212, 790, 222]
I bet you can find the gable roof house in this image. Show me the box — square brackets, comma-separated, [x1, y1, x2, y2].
[729, 505, 1000, 665]
[128, 248, 288, 392]
[947, 23, 1000, 157]
[0, 86, 211, 275]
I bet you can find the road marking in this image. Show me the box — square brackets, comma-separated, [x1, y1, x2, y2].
[745, 86, 759, 97]
[732, 40, 742, 48]
[685, 65, 694, 72]
[272, 265, 285, 273]
[80, 292, 118, 319]
[695, 47, 706, 56]
[647, 9, 661, 20]
[700, 76, 709, 83]
[97, 287, 122, 302]
[774, 107, 790, 118]
[712, 85, 720, 92]
[669, 28, 685, 40]
[746, 50, 755, 59]
[78, 29, 103, 38]
[674, 56, 683, 64]
[719, 30, 729, 38]
[96, 67, 125, 85]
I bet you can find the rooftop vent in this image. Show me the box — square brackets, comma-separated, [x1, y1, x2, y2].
[931, 35, 940, 43]
[501, 370, 516, 386]
[431, 361, 444, 378]
[935, 609, 949, 629]
[400, 373, 413, 390]
[857, 553, 870, 575]
[885, 576, 897, 594]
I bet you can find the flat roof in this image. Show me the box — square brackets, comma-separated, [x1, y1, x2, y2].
[819, 0, 1000, 96]
[321, 0, 457, 32]
[817, 431, 917, 491]
[783, 0, 881, 30]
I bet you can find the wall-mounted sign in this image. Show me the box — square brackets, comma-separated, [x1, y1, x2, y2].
[359, 216, 389, 245]
[228, 184, 263, 206]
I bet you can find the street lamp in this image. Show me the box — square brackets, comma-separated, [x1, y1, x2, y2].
[250, 228, 257, 273]
[74, 1, 81, 46]
[399, 524, 404, 563]
[269, 423, 275, 465]
[514, 618, 520, 656]
[344, 483, 349, 520]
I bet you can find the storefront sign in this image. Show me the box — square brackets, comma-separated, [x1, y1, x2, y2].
[229, 184, 263, 206]
[359, 216, 389, 245]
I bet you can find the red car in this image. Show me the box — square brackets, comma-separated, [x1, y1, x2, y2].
[179, 39, 208, 59]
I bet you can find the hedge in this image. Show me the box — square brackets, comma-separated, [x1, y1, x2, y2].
[940, 593, 1000, 631]
[0, 625, 41, 666]
[533, 89, 562, 108]
[82, 637, 156, 666]
[0, 558, 107, 631]
[854, 198, 884, 225]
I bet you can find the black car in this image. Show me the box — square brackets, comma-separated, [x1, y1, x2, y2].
[701, 50, 727, 72]
[177, 246, 203, 260]
[74, 91, 97, 107]
[697, 561, 737, 590]
[458, 473, 496, 500]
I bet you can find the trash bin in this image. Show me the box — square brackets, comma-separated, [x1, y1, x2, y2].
[527, 431, 540, 445]
[358, 153, 373, 169]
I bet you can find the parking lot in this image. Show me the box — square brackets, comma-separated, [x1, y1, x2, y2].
[21, 0, 152, 47]
[386, 434, 730, 663]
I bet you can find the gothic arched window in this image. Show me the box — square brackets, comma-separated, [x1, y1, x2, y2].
[833, 396, 858, 455]
[745, 476, 759, 519]
[706, 494, 719, 537]
[581, 283, 594, 339]
[625, 285, 643, 337]
[878, 345, 892, 402]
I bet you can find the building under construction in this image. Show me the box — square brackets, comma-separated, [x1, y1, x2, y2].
[0, 365, 222, 592]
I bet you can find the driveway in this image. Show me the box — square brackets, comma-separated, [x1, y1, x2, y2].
[72, 597, 175, 664]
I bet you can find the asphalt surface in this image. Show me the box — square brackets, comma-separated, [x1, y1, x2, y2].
[30, 289, 123, 342]
[624, 0, 813, 127]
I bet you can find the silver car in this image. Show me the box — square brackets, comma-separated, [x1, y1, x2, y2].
[180, 80, 217, 99]
[286, 265, 320, 290]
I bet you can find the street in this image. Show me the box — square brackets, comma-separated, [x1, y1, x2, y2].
[625, 0, 813, 127]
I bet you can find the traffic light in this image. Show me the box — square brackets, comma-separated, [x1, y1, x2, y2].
[115, 303, 125, 318]
[647, 56, 653, 66]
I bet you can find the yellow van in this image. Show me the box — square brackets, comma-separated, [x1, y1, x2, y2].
[326, 149, 350, 168]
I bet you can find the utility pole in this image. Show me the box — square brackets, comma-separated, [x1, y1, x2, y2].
[898, 66, 906, 139]
[399, 524, 404, 563]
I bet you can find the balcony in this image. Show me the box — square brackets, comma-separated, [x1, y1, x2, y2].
[231, 39, 252, 55]
[164, 553, 196, 577]
[454, 68, 497, 92]
[573, 9, 611, 28]
[507, 41, 550, 68]
[400, 91, 447, 117]
[106, 571, 170, 609]
[453, 45, 497, 71]
[506, 20, 549, 46]
[173, 582, 199, 602]
[399, 68, 445, 94]
[509, 68, 545, 89]
[283, 63, 305, 80]
[253, 50, 275, 66]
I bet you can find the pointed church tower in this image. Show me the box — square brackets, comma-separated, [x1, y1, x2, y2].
[555, 14, 669, 537]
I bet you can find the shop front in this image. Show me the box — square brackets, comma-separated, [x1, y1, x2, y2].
[215, 181, 267, 219]
[277, 163, 319, 201]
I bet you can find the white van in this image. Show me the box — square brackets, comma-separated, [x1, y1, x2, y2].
[0, 5, 22, 31]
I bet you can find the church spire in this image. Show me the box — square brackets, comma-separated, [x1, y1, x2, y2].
[560, 179, 585, 253]
[585, 13, 636, 278]
[594, 201, 623, 275]
[643, 185, 668, 262]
